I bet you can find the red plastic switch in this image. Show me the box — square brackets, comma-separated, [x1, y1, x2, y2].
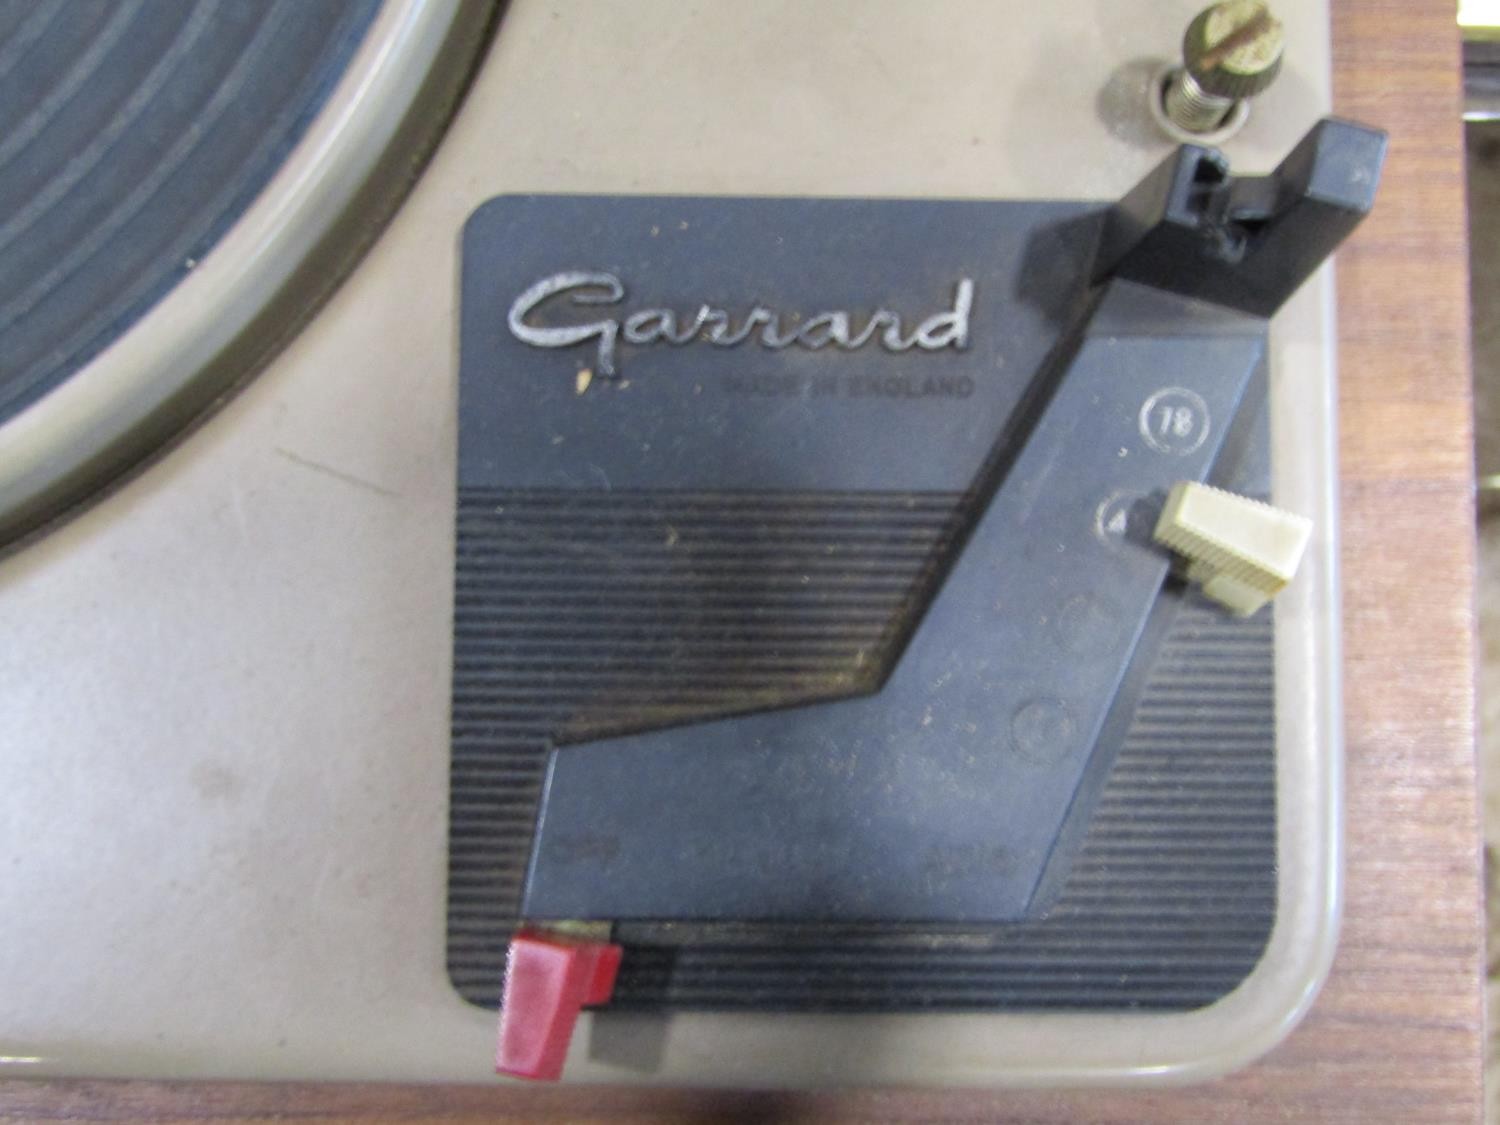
[495, 928, 623, 1081]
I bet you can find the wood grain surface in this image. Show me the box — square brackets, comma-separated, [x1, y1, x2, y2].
[0, 0, 1480, 1121]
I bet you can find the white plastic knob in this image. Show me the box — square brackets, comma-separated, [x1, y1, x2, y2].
[1153, 481, 1312, 616]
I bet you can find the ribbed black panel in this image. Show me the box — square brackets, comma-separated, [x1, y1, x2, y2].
[447, 488, 958, 995]
[447, 489, 1274, 1011]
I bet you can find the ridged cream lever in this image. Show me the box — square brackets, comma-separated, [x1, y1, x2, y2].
[1153, 481, 1312, 616]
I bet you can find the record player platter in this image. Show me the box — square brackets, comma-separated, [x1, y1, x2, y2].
[0, 0, 494, 550]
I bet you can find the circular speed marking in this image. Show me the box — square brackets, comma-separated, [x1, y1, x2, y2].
[1138, 386, 1211, 455]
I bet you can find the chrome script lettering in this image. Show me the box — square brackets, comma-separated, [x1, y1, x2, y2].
[506, 272, 974, 377]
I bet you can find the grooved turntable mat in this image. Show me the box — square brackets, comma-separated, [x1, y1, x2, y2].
[0, 0, 380, 424]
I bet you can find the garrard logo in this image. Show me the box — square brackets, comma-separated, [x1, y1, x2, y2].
[506, 271, 974, 379]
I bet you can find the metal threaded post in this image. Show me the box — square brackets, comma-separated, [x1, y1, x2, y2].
[1163, 68, 1236, 133]
[1151, 1, 1284, 139]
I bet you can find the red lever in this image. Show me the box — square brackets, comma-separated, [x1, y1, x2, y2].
[496, 929, 622, 1081]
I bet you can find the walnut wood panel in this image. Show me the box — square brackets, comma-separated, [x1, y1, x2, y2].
[0, 0, 1480, 1120]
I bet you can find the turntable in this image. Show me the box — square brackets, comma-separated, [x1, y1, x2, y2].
[0, 0, 1384, 1087]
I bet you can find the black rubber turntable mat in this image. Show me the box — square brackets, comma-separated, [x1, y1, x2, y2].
[0, 0, 380, 425]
